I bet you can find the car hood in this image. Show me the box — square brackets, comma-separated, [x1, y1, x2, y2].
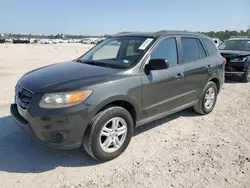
[219, 50, 250, 57]
[18, 61, 120, 93]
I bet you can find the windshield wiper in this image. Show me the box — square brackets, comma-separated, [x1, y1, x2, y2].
[74, 58, 84, 63]
[78, 60, 125, 69]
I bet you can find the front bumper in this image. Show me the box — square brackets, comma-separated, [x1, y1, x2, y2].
[10, 103, 90, 149]
[225, 71, 245, 75]
[225, 62, 248, 75]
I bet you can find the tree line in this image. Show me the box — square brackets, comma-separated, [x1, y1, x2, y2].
[201, 29, 250, 41]
[1, 30, 250, 41]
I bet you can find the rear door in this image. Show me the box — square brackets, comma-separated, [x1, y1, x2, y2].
[202, 38, 225, 86]
[179, 36, 210, 104]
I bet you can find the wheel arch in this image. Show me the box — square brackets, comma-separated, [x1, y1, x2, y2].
[209, 77, 220, 93]
[88, 95, 140, 128]
[206, 74, 221, 93]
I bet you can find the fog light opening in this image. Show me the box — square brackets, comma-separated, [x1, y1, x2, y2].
[55, 132, 63, 143]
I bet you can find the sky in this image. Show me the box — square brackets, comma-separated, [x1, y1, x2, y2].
[1, 0, 249, 35]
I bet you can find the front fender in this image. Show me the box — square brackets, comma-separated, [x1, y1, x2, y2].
[86, 95, 141, 120]
[81, 95, 141, 137]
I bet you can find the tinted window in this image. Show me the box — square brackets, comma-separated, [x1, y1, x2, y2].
[181, 38, 200, 62]
[197, 39, 207, 59]
[203, 39, 218, 55]
[151, 38, 178, 66]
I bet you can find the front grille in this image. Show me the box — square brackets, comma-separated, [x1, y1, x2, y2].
[225, 62, 245, 72]
[15, 84, 33, 110]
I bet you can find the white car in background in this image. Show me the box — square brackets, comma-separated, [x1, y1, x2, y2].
[5, 38, 13, 43]
[81, 38, 92, 44]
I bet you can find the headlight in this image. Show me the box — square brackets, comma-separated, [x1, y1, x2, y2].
[39, 90, 92, 108]
[229, 57, 247, 63]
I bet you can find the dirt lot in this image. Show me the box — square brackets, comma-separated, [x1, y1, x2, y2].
[0, 44, 250, 188]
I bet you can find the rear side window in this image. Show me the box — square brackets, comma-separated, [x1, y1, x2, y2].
[202, 39, 218, 56]
[197, 39, 207, 59]
[181, 38, 200, 63]
[151, 38, 178, 66]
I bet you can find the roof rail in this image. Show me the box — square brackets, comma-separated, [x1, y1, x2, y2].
[112, 31, 139, 36]
[115, 32, 130, 35]
[230, 35, 250, 38]
[156, 30, 167, 33]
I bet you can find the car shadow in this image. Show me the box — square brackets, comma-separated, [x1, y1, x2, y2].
[0, 116, 99, 173]
[0, 108, 198, 174]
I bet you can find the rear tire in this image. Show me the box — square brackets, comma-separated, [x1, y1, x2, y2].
[82, 106, 134, 162]
[194, 81, 218, 115]
[241, 70, 250, 83]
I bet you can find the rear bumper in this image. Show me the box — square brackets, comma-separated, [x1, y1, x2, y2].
[10, 103, 90, 149]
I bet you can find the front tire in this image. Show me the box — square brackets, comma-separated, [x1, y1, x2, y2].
[82, 106, 134, 162]
[194, 81, 218, 115]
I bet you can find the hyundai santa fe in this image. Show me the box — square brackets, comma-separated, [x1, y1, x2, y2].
[10, 30, 225, 161]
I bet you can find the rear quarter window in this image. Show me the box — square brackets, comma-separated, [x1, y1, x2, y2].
[197, 39, 207, 59]
[202, 39, 218, 56]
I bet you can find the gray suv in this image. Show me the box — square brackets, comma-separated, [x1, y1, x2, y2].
[10, 30, 225, 161]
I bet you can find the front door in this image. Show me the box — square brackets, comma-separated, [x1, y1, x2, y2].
[140, 37, 185, 119]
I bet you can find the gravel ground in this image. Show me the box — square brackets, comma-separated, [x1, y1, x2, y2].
[0, 44, 249, 188]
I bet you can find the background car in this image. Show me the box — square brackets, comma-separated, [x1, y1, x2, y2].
[218, 37, 250, 82]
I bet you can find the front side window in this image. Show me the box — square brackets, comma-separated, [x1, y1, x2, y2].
[151, 38, 178, 66]
[80, 37, 154, 69]
[181, 37, 200, 62]
[218, 40, 250, 51]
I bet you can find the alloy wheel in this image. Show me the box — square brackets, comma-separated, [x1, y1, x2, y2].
[99, 117, 128, 153]
[204, 87, 215, 110]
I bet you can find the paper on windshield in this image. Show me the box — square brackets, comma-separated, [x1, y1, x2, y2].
[123, 60, 129, 63]
[138, 38, 154, 50]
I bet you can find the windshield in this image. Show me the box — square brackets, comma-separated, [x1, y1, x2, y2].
[79, 36, 154, 69]
[218, 40, 250, 51]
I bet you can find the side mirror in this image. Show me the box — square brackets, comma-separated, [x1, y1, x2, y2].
[144, 59, 169, 74]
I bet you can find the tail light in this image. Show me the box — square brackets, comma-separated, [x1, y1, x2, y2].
[223, 58, 227, 64]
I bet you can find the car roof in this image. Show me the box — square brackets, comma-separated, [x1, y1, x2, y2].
[229, 37, 250, 41]
[112, 30, 209, 39]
